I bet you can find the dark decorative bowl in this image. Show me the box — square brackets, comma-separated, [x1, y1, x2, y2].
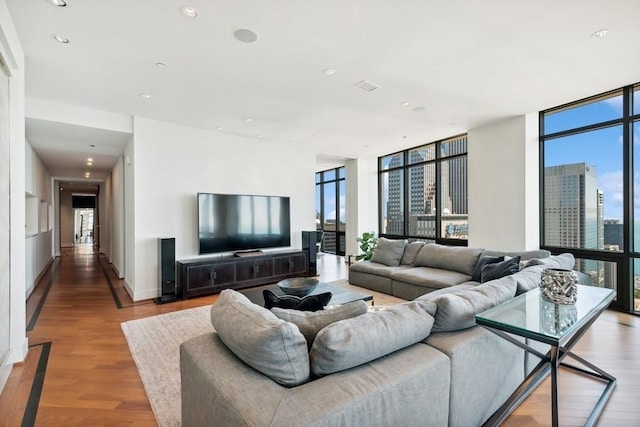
[277, 278, 319, 297]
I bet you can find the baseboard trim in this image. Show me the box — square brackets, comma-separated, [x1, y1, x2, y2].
[8, 336, 29, 364]
[26, 256, 55, 299]
[0, 363, 11, 394]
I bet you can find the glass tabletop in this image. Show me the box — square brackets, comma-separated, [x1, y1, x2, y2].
[475, 285, 615, 345]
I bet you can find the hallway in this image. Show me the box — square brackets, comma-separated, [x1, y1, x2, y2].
[0, 247, 218, 426]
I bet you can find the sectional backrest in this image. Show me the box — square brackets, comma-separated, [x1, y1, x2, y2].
[414, 243, 484, 276]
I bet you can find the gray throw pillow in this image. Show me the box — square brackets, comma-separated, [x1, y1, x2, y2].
[210, 289, 310, 387]
[429, 276, 517, 332]
[310, 300, 436, 375]
[370, 237, 407, 267]
[480, 256, 520, 283]
[271, 300, 368, 348]
[471, 256, 504, 282]
[400, 241, 425, 266]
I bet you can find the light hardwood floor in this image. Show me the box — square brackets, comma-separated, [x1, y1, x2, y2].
[0, 247, 638, 426]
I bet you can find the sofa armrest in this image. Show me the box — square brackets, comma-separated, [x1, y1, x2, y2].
[181, 332, 451, 426]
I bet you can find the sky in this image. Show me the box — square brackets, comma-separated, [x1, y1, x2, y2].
[544, 92, 639, 221]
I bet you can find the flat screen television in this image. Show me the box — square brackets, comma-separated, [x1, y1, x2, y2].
[197, 192, 291, 254]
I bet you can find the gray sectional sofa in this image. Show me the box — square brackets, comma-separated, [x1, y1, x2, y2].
[349, 238, 554, 299]
[180, 240, 576, 427]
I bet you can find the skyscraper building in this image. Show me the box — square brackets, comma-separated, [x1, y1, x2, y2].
[386, 150, 428, 235]
[604, 219, 623, 249]
[441, 136, 468, 215]
[544, 162, 603, 278]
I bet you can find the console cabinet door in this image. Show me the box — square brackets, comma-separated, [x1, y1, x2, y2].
[211, 263, 235, 286]
[185, 265, 214, 292]
[289, 253, 307, 275]
[273, 254, 307, 276]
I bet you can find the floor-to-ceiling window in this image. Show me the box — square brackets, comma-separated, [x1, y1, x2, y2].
[315, 167, 346, 255]
[540, 84, 639, 313]
[379, 135, 468, 244]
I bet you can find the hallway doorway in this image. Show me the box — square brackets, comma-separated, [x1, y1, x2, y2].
[74, 208, 94, 245]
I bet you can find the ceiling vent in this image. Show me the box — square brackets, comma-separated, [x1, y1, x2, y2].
[354, 80, 379, 92]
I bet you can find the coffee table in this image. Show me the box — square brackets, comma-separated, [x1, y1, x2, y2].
[240, 281, 373, 307]
[475, 285, 616, 427]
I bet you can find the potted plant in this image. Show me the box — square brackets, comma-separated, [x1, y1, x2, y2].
[356, 232, 378, 261]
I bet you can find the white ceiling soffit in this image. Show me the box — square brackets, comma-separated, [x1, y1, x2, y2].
[26, 118, 131, 179]
[7, 0, 640, 166]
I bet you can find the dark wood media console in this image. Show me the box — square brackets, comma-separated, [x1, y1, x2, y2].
[177, 250, 308, 299]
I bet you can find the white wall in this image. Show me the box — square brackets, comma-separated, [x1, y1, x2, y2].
[59, 189, 73, 248]
[99, 179, 111, 259]
[467, 114, 539, 250]
[24, 142, 54, 297]
[345, 157, 378, 256]
[110, 155, 125, 278]
[123, 137, 135, 293]
[128, 117, 316, 300]
[0, 0, 28, 388]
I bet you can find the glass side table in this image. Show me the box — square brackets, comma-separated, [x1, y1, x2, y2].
[475, 285, 616, 427]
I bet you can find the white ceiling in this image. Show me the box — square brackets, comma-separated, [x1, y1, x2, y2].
[6, 0, 640, 180]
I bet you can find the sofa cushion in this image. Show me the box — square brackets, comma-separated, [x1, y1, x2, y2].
[414, 243, 484, 275]
[263, 289, 331, 311]
[370, 237, 407, 267]
[538, 253, 575, 269]
[471, 256, 504, 282]
[480, 256, 520, 283]
[427, 276, 517, 332]
[481, 249, 551, 261]
[310, 300, 436, 375]
[271, 300, 368, 348]
[400, 241, 425, 266]
[413, 283, 478, 302]
[210, 289, 310, 387]
[391, 266, 471, 289]
[349, 260, 411, 278]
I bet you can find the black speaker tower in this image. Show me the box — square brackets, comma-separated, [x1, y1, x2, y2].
[156, 237, 177, 304]
[301, 231, 319, 276]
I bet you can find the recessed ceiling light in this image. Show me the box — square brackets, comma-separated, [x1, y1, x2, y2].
[244, 117, 253, 122]
[180, 6, 198, 17]
[233, 28, 259, 43]
[412, 106, 426, 112]
[256, 134, 263, 138]
[48, 0, 67, 6]
[290, 140, 297, 144]
[591, 29, 609, 38]
[139, 93, 152, 99]
[155, 62, 166, 68]
[87, 162, 93, 166]
[216, 126, 223, 131]
[400, 101, 411, 107]
[323, 68, 336, 76]
[87, 158, 93, 162]
[53, 35, 69, 44]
